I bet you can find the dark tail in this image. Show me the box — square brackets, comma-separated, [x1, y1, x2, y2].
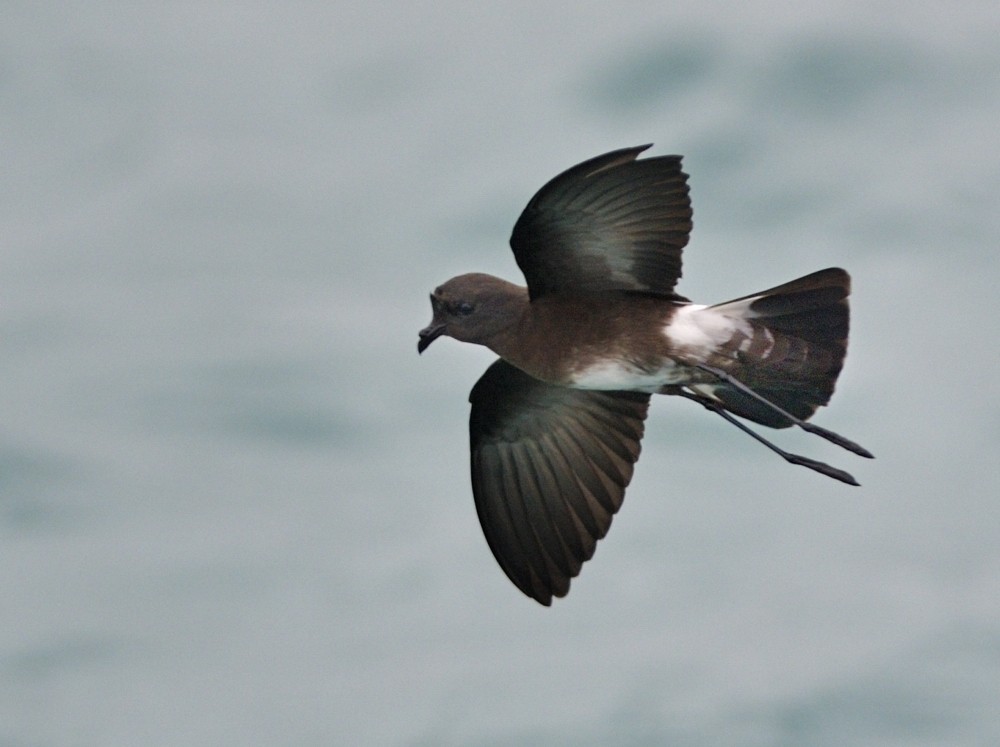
[693, 268, 850, 428]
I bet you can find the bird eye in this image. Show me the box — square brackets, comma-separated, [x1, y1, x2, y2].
[454, 301, 474, 316]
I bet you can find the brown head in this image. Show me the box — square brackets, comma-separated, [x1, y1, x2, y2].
[417, 273, 528, 354]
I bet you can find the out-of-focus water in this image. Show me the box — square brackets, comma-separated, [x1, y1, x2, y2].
[3, 2, 999, 745]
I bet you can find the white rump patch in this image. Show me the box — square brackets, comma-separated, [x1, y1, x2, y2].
[665, 304, 752, 359]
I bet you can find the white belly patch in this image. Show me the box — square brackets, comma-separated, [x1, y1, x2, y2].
[570, 358, 692, 392]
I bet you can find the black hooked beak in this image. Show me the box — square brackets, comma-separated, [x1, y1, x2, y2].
[417, 322, 445, 354]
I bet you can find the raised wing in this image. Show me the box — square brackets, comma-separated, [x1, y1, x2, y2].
[510, 145, 692, 300]
[468, 359, 650, 605]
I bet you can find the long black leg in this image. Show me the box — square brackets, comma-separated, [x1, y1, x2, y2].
[671, 388, 861, 486]
[693, 363, 874, 459]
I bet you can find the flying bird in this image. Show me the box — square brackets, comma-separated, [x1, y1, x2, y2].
[418, 145, 872, 605]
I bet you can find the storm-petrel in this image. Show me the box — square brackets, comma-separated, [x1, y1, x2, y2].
[418, 145, 872, 605]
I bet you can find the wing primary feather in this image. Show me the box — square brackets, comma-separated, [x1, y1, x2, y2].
[511, 440, 578, 581]
[495, 443, 558, 601]
[522, 436, 593, 570]
[472, 445, 539, 598]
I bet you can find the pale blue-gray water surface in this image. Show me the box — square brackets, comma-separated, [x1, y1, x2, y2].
[3, 2, 999, 745]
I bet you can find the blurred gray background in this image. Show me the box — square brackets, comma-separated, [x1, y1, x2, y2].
[3, 2, 998, 745]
